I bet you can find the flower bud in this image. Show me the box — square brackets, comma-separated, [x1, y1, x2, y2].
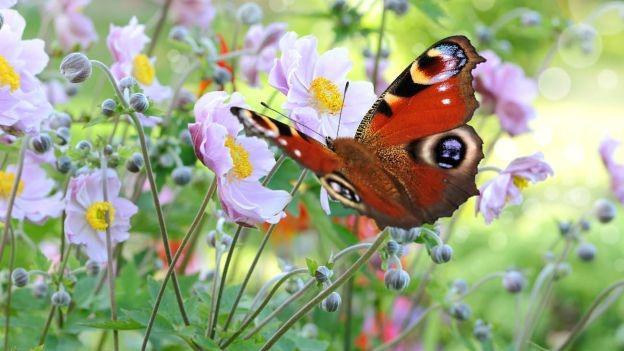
[103, 145, 114, 157]
[476, 25, 493, 44]
[65, 84, 78, 96]
[449, 302, 472, 321]
[576, 242, 596, 262]
[51, 290, 71, 307]
[386, 240, 400, 255]
[452, 279, 468, 295]
[50, 112, 72, 129]
[430, 244, 453, 264]
[172, 166, 192, 186]
[180, 129, 192, 145]
[594, 199, 616, 223]
[220, 233, 233, 249]
[521, 11, 541, 26]
[315, 266, 333, 284]
[213, 66, 232, 86]
[129, 93, 149, 113]
[75, 140, 92, 153]
[30, 134, 52, 154]
[554, 262, 572, 280]
[56, 155, 72, 174]
[558, 220, 573, 236]
[169, 26, 189, 41]
[32, 281, 49, 298]
[301, 323, 318, 338]
[108, 153, 120, 168]
[320, 292, 341, 312]
[237, 2, 263, 25]
[579, 219, 591, 232]
[125, 152, 144, 173]
[11, 268, 29, 287]
[403, 227, 421, 243]
[175, 89, 196, 109]
[331, 0, 346, 12]
[101, 99, 117, 116]
[384, 0, 409, 16]
[503, 270, 525, 293]
[473, 319, 492, 342]
[118, 76, 137, 91]
[86, 260, 101, 276]
[55, 127, 71, 146]
[60, 53, 92, 83]
[384, 268, 410, 291]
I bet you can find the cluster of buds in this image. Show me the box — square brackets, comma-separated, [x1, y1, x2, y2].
[314, 266, 341, 312]
[207, 216, 233, 252]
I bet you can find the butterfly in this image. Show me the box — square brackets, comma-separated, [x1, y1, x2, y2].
[231, 36, 485, 229]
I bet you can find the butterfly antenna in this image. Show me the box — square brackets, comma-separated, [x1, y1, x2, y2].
[335, 81, 349, 140]
[260, 102, 327, 140]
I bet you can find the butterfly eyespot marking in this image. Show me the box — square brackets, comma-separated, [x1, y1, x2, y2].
[434, 135, 466, 169]
[321, 173, 364, 209]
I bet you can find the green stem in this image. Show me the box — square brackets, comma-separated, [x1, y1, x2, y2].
[260, 230, 390, 350]
[38, 306, 57, 345]
[371, 2, 387, 92]
[101, 156, 119, 351]
[206, 245, 224, 337]
[147, 0, 173, 56]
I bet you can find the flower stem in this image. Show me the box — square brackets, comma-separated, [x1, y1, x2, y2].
[222, 167, 306, 332]
[147, 0, 173, 56]
[259, 229, 390, 350]
[371, 2, 387, 92]
[556, 280, 624, 350]
[206, 245, 224, 337]
[140, 178, 217, 350]
[101, 157, 119, 351]
[38, 305, 57, 345]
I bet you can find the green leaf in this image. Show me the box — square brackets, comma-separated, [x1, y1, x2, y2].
[306, 258, 319, 276]
[81, 319, 143, 330]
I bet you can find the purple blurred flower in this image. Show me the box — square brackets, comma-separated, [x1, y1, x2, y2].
[46, 0, 98, 52]
[240, 22, 287, 87]
[477, 153, 553, 223]
[269, 32, 376, 142]
[189, 91, 291, 225]
[0, 9, 53, 136]
[107, 17, 171, 103]
[599, 136, 624, 204]
[44, 80, 69, 106]
[64, 170, 138, 262]
[0, 154, 63, 223]
[170, 0, 215, 29]
[473, 51, 537, 136]
[0, 0, 15, 8]
[365, 56, 389, 96]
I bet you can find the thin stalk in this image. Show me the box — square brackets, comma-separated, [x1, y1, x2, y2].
[147, 0, 173, 56]
[259, 230, 390, 350]
[101, 157, 119, 351]
[556, 280, 624, 350]
[206, 248, 224, 337]
[38, 306, 57, 345]
[223, 167, 307, 332]
[343, 277, 354, 351]
[3, 227, 16, 350]
[140, 179, 217, 350]
[163, 60, 201, 126]
[371, 2, 387, 92]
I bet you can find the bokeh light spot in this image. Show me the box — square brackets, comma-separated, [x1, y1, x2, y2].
[597, 69, 618, 90]
[558, 24, 602, 68]
[538, 67, 571, 101]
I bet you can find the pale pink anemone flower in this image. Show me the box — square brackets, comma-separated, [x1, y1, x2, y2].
[476, 153, 553, 224]
[46, 0, 98, 52]
[64, 170, 138, 263]
[239, 22, 287, 87]
[0, 154, 63, 223]
[473, 51, 537, 137]
[107, 17, 171, 104]
[170, 0, 216, 29]
[189, 91, 291, 225]
[0, 9, 53, 136]
[599, 136, 624, 204]
[365, 55, 389, 96]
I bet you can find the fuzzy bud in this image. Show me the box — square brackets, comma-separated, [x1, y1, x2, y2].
[473, 319, 492, 342]
[449, 302, 472, 321]
[86, 260, 101, 276]
[452, 279, 468, 295]
[558, 220, 573, 236]
[476, 25, 493, 44]
[172, 167, 192, 186]
[332, 0, 346, 12]
[101, 99, 117, 116]
[315, 266, 333, 284]
[56, 156, 72, 174]
[11, 268, 29, 287]
[169, 26, 189, 41]
[384, 0, 409, 16]
[384, 268, 410, 291]
[430, 244, 453, 264]
[103, 145, 114, 156]
[579, 219, 591, 232]
[577, 242, 596, 262]
[213, 66, 232, 86]
[65, 84, 78, 96]
[503, 270, 525, 293]
[75, 140, 92, 154]
[521, 11, 541, 26]
[386, 240, 401, 256]
[594, 199, 616, 223]
[129, 93, 149, 113]
[125, 152, 144, 173]
[60, 53, 92, 83]
[51, 290, 71, 307]
[50, 112, 72, 129]
[32, 281, 49, 298]
[320, 292, 341, 312]
[30, 134, 52, 154]
[55, 127, 71, 146]
[389, 227, 420, 243]
[118, 76, 137, 91]
[237, 2, 263, 25]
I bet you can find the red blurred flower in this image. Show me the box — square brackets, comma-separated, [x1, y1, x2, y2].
[197, 34, 234, 96]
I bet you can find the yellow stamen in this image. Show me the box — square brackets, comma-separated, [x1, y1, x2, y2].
[224, 136, 252, 180]
[132, 54, 155, 85]
[512, 176, 529, 190]
[85, 201, 115, 231]
[309, 77, 343, 114]
[0, 171, 24, 198]
[0, 55, 20, 92]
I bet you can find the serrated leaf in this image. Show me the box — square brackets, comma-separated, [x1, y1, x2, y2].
[81, 318, 143, 330]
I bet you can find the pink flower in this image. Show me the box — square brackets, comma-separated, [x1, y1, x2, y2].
[239, 22, 287, 87]
[365, 55, 389, 96]
[477, 153, 553, 224]
[170, 0, 215, 29]
[473, 51, 537, 136]
[599, 136, 624, 204]
[0, 9, 53, 135]
[269, 32, 376, 141]
[0, 154, 63, 223]
[46, 0, 98, 52]
[44, 79, 69, 106]
[189, 91, 291, 225]
[107, 17, 171, 103]
[40, 241, 61, 264]
[64, 170, 138, 262]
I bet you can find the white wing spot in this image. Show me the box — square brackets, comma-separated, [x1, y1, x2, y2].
[278, 138, 288, 146]
[294, 149, 302, 157]
[438, 84, 448, 92]
[442, 98, 451, 105]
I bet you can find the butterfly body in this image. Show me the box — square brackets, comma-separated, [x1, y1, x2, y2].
[232, 36, 485, 229]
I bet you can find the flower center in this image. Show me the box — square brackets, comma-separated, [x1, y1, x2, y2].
[85, 201, 115, 231]
[0, 172, 24, 198]
[512, 176, 529, 190]
[132, 54, 155, 85]
[224, 136, 252, 179]
[309, 77, 343, 114]
[0, 55, 20, 92]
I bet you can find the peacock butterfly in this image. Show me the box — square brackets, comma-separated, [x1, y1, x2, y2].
[231, 36, 485, 229]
